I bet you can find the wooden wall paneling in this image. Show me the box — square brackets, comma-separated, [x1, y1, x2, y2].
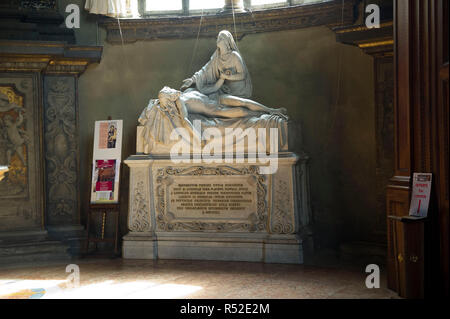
[436, 0, 449, 297]
[388, 0, 413, 295]
[402, 218, 425, 299]
[390, 0, 449, 297]
[437, 61, 449, 295]
[386, 186, 410, 291]
[393, 0, 412, 181]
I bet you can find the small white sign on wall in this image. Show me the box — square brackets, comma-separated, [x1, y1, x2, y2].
[409, 173, 432, 218]
[90, 120, 123, 204]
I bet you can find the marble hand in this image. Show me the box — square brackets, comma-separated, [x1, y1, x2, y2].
[219, 70, 232, 80]
[181, 78, 195, 90]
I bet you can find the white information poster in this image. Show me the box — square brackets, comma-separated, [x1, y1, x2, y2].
[90, 120, 123, 203]
[409, 173, 432, 218]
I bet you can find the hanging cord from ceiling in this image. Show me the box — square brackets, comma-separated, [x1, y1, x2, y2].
[323, 0, 345, 150]
[231, 0, 238, 43]
[188, 8, 205, 76]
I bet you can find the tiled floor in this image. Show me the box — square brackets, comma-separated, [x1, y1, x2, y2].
[0, 258, 399, 299]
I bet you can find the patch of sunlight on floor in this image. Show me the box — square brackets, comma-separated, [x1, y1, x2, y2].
[0, 279, 203, 299]
[0, 280, 67, 299]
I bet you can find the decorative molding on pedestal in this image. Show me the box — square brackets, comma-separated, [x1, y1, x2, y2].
[129, 166, 152, 233]
[271, 177, 294, 235]
[100, 0, 358, 44]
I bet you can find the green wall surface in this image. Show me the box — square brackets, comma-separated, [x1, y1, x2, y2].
[61, 2, 378, 249]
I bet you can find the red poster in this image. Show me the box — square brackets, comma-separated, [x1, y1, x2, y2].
[94, 160, 116, 193]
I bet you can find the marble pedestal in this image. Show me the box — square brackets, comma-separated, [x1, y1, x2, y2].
[123, 152, 312, 264]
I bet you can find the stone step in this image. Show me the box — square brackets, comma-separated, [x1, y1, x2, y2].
[0, 230, 48, 244]
[0, 240, 71, 266]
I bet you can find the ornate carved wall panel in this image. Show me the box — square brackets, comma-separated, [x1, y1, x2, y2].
[0, 30, 101, 260]
[43, 76, 79, 226]
[0, 41, 101, 247]
[0, 73, 44, 232]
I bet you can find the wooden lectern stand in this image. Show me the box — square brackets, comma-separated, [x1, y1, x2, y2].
[85, 203, 120, 256]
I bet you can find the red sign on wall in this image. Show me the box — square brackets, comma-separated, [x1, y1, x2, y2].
[409, 173, 432, 218]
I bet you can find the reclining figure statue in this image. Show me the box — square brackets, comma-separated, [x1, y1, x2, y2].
[138, 30, 289, 155]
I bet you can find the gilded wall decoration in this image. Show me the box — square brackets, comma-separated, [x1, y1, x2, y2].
[44, 76, 78, 224]
[0, 85, 28, 198]
[0, 74, 45, 231]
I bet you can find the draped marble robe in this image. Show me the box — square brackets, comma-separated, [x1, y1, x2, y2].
[138, 89, 288, 155]
[191, 47, 253, 100]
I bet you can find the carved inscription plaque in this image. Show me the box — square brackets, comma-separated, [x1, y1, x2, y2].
[156, 166, 267, 232]
[169, 176, 257, 221]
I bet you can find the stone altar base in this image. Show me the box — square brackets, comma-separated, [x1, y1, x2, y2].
[123, 232, 303, 263]
[123, 152, 311, 264]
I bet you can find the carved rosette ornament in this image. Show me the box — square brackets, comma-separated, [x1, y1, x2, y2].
[271, 179, 295, 234]
[156, 166, 268, 232]
[129, 168, 151, 232]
